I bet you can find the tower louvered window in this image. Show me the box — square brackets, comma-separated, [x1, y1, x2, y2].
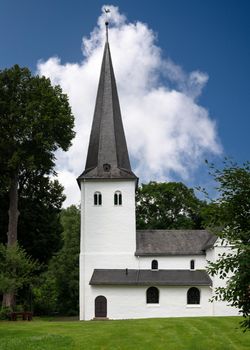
[114, 191, 122, 206]
[190, 260, 195, 270]
[94, 192, 102, 206]
[151, 260, 158, 270]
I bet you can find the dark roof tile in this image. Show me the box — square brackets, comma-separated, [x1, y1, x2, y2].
[136, 230, 217, 256]
[78, 42, 137, 183]
[90, 269, 212, 286]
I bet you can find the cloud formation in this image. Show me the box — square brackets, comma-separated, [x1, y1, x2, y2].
[37, 5, 221, 207]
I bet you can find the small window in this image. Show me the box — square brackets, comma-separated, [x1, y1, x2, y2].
[94, 192, 102, 206]
[114, 191, 122, 206]
[151, 260, 158, 270]
[147, 287, 159, 304]
[187, 287, 200, 304]
[190, 260, 195, 270]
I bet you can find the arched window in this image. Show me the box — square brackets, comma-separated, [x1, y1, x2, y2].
[187, 287, 200, 304]
[146, 287, 159, 304]
[94, 192, 102, 206]
[114, 191, 122, 206]
[151, 260, 158, 270]
[190, 260, 195, 270]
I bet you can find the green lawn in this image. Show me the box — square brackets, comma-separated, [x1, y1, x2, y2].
[0, 317, 249, 350]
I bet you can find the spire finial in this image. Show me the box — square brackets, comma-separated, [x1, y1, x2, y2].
[103, 7, 110, 43]
[105, 21, 109, 43]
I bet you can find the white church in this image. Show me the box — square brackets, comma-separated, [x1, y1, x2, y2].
[78, 23, 238, 320]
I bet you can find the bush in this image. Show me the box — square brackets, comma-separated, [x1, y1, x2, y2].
[0, 306, 12, 320]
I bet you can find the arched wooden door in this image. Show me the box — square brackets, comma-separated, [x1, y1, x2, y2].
[95, 296, 107, 317]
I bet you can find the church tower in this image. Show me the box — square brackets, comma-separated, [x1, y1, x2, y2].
[78, 23, 138, 320]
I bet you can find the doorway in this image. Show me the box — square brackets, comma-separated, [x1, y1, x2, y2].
[95, 295, 107, 317]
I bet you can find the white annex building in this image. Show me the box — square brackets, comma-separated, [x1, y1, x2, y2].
[78, 23, 238, 320]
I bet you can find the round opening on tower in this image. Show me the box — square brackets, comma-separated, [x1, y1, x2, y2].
[103, 163, 111, 172]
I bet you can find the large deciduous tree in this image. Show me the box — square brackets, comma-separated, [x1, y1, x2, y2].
[0, 65, 75, 307]
[205, 160, 250, 331]
[136, 181, 206, 229]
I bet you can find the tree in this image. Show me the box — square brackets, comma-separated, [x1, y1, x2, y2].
[136, 181, 206, 229]
[0, 244, 40, 312]
[33, 205, 80, 315]
[17, 177, 65, 264]
[0, 65, 75, 307]
[205, 160, 250, 331]
[0, 176, 65, 264]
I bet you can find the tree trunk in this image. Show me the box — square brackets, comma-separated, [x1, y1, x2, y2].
[2, 172, 19, 309]
[7, 172, 19, 246]
[2, 293, 15, 309]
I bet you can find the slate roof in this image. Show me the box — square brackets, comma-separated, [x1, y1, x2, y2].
[135, 230, 217, 256]
[78, 38, 137, 183]
[89, 269, 212, 286]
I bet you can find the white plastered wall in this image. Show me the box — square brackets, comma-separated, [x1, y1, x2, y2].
[138, 255, 206, 270]
[80, 179, 137, 320]
[85, 285, 213, 320]
[206, 243, 239, 316]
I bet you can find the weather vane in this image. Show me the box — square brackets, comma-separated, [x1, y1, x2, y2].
[103, 8, 110, 42]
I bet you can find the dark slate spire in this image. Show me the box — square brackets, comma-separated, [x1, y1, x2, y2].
[78, 22, 137, 182]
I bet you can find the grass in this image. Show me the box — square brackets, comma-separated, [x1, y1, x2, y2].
[0, 317, 249, 350]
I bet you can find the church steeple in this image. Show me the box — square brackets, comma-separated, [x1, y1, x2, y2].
[78, 22, 137, 181]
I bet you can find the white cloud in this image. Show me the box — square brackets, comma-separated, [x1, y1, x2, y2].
[37, 5, 222, 207]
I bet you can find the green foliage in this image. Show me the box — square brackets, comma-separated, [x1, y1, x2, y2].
[0, 244, 40, 296]
[0, 317, 249, 349]
[33, 206, 80, 315]
[205, 160, 250, 331]
[136, 181, 206, 229]
[0, 177, 65, 264]
[0, 306, 12, 320]
[18, 177, 65, 264]
[0, 64, 75, 308]
[0, 65, 75, 180]
[0, 192, 8, 243]
[0, 64, 75, 249]
[33, 271, 58, 315]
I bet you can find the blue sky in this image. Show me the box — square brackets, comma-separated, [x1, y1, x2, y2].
[1, 0, 249, 205]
